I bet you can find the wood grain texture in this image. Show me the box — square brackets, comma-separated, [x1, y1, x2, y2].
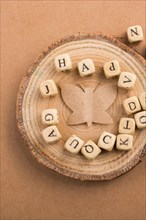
[16, 34, 146, 181]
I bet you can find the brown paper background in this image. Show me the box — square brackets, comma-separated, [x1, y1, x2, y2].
[1, 1, 146, 219]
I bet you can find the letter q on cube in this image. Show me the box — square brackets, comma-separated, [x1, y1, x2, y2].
[54, 53, 72, 72]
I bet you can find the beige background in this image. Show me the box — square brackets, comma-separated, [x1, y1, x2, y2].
[1, 1, 146, 219]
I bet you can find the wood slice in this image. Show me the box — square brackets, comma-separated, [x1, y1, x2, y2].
[16, 34, 146, 181]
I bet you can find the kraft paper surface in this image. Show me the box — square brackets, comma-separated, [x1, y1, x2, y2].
[1, 1, 146, 219]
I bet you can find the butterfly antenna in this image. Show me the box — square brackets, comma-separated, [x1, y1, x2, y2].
[78, 83, 85, 92]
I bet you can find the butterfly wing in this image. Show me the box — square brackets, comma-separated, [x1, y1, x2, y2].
[93, 84, 117, 124]
[60, 84, 86, 125]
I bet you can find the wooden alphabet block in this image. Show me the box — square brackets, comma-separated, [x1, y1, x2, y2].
[123, 96, 141, 115]
[139, 92, 146, 110]
[64, 135, 84, 154]
[134, 111, 146, 129]
[103, 60, 121, 78]
[40, 80, 58, 97]
[81, 140, 101, 160]
[41, 109, 59, 125]
[116, 134, 133, 151]
[54, 53, 72, 72]
[127, 25, 143, 43]
[98, 131, 116, 151]
[42, 125, 62, 143]
[118, 72, 136, 90]
[119, 117, 135, 134]
[78, 58, 95, 77]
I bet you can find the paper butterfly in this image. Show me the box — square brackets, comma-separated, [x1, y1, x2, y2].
[60, 84, 117, 127]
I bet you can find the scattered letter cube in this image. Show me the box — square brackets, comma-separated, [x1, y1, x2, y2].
[118, 72, 136, 90]
[64, 135, 84, 154]
[116, 134, 133, 151]
[81, 140, 101, 160]
[42, 125, 62, 143]
[123, 96, 141, 115]
[139, 92, 146, 110]
[41, 109, 59, 125]
[98, 131, 116, 151]
[54, 53, 72, 72]
[40, 80, 58, 97]
[119, 117, 135, 134]
[78, 58, 95, 77]
[103, 60, 121, 78]
[134, 111, 146, 129]
[127, 25, 143, 43]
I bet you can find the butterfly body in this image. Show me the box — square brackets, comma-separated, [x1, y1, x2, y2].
[60, 84, 117, 127]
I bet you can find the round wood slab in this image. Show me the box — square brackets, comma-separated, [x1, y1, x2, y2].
[16, 34, 146, 180]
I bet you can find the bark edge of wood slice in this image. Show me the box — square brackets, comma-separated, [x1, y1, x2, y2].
[16, 33, 146, 181]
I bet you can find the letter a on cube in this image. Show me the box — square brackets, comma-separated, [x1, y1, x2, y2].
[42, 125, 62, 143]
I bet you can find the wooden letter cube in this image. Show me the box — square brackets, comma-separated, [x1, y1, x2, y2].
[127, 25, 143, 43]
[139, 92, 146, 110]
[119, 117, 135, 134]
[41, 109, 59, 125]
[40, 80, 58, 97]
[123, 96, 141, 115]
[64, 135, 84, 154]
[81, 140, 101, 160]
[78, 58, 95, 77]
[118, 72, 136, 90]
[116, 134, 133, 151]
[54, 53, 72, 72]
[98, 131, 116, 151]
[103, 60, 121, 78]
[42, 125, 62, 143]
[134, 111, 146, 129]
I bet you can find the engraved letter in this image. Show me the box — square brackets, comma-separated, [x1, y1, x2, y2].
[128, 102, 136, 111]
[84, 145, 94, 153]
[139, 116, 146, 124]
[120, 138, 128, 146]
[103, 135, 111, 144]
[130, 27, 139, 36]
[82, 63, 89, 72]
[45, 114, 54, 122]
[123, 120, 130, 130]
[48, 129, 57, 137]
[58, 58, 66, 68]
[109, 62, 116, 71]
[70, 139, 79, 149]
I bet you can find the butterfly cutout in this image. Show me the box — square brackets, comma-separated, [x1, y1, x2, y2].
[60, 84, 117, 127]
